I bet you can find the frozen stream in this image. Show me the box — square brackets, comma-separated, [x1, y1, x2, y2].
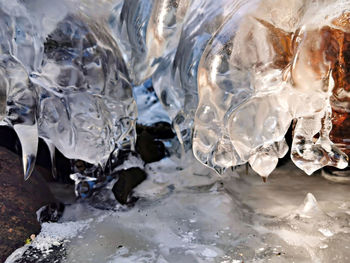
[7, 156, 350, 263]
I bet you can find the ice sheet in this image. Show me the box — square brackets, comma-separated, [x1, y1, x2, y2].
[7, 157, 350, 263]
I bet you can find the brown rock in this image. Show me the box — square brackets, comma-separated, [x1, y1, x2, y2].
[0, 146, 59, 262]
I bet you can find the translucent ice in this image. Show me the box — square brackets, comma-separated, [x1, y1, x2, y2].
[0, 0, 43, 178]
[0, 0, 136, 178]
[109, 0, 190, 84]
[1, 0, 350, 179]
[193, 0, 350, 176]
[113, 0, 350, 177]
[152, 0, 244, 146]
[34, 13, 136, 164]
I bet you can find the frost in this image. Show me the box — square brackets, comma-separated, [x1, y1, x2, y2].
[31, 220, 90, 252]
[5, 220, 90, 263]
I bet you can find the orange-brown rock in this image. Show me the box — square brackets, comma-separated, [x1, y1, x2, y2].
[0, 146, 59, 262]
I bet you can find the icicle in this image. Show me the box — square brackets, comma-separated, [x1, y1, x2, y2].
[14, 124, 38, 180]
[291, 108, 348, 175]
[43, 139, 57, 179]
[247, 140, 288, 179]
[248, 151, 278, 179]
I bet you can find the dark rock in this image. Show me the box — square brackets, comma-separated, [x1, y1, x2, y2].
[37, 202, 65, 224]
[14, 244, 66, 263]
[277, 122, 293, 167]
[0, 146, 61, 262]
[112, 168, 147, 205]
[136, 122, 175, 140]
[47, 183, 76, 205]
[0, 126, 22, 154]
[135, 122, 174, 163]
[52, 149, 73, 184]
[136, 130, 167, 163]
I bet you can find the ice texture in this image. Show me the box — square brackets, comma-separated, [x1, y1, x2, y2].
[0, 0, 136, 178]
[109, 0, 350, 177]
[192, 0, 350, 177]
[1, 0, 350, 179]
[34, 13, 136, 164]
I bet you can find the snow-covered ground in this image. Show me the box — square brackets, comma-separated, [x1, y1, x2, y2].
[7, 154, 350, 263]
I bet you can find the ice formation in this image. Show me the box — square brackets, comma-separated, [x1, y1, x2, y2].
[193, 0, 350, 177]
[1, 0, 350, 179]
[114, 0, 350, 177]
[0, 0, 136, 179]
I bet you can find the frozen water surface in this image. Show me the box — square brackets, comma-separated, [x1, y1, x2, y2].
[8, 157, 350, 263]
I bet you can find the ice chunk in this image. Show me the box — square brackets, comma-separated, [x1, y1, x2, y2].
[0, 1, 137, 178]
[109, 0, 189, 84]
[34, 14, 136, 165]
[1, 0, 350, 179]
[0, 0, 43, 178]
[152, 0, 247, 148]
[297, 193, 327, 219]
[193, 0, 350, 177]
[109, 0, 350, 178]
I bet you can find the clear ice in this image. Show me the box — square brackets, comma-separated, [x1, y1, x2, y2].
[0, 0, 136, 178]
[1, 0, 350, 179]
[193, 0, 350, 177]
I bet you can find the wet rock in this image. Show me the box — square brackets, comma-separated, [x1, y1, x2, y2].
[0, 126, 22, 155]
[112, 168, 147, 205]
[0, 147, 61, 262]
